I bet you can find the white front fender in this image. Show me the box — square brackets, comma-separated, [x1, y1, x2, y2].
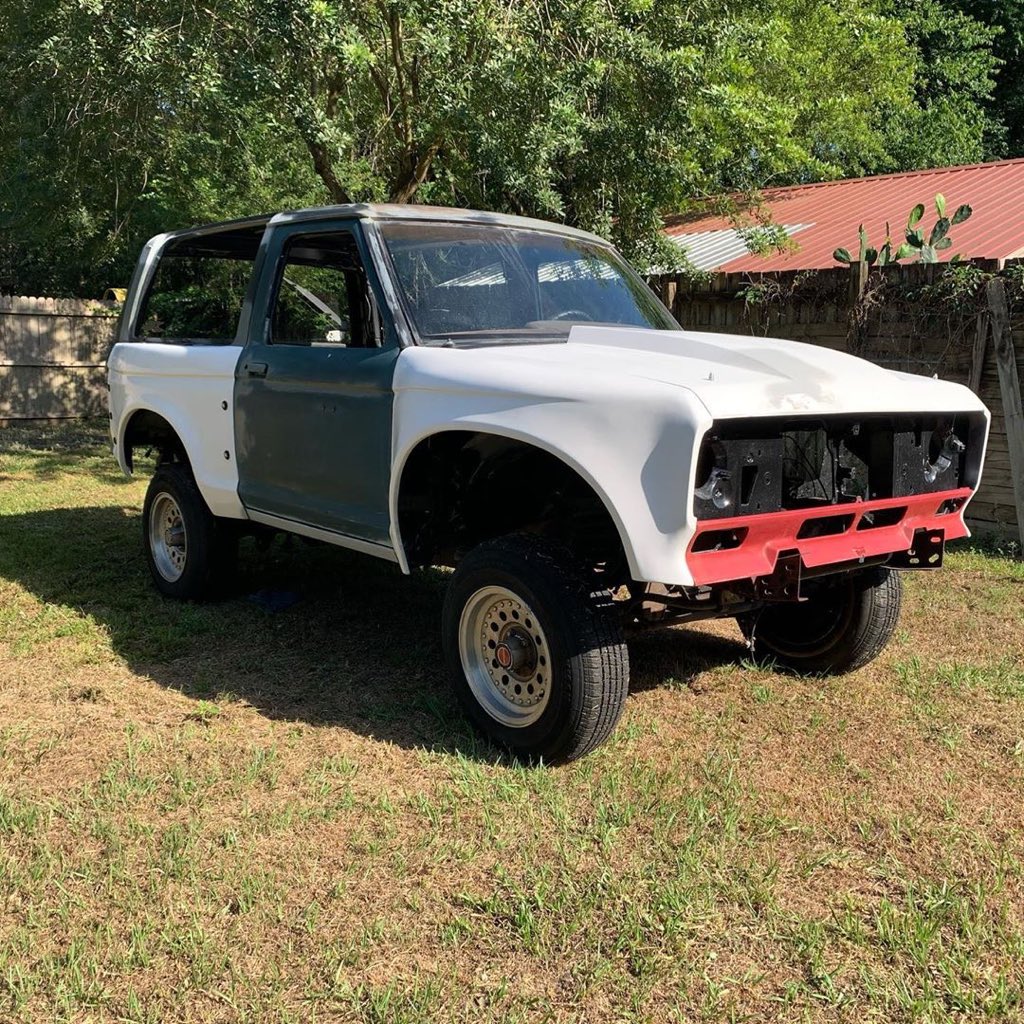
[390, 346, 714, 585]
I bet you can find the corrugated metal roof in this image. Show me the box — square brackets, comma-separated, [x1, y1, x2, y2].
[670, 224, 812, 270]
[664, 158, 1024, 272]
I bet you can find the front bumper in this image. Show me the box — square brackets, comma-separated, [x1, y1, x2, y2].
[686, 486, 971, 586]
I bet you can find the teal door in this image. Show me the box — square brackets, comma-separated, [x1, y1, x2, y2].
[234, 220, 400, 545]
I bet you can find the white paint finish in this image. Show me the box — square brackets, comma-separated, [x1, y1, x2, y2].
[390, 325, 989, 586]
[246, 509, 399, 561]
[391, 343, 715, 586]
[110, 313, 990, 584]
[565, 326, 989, 507]
[566, 326, 989, 419]
[107, 342, 247, 518]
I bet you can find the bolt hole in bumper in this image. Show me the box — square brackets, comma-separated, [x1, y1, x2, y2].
[686, 487, 971, 587]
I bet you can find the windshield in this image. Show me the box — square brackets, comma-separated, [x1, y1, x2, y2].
[378, 221, 679, 344]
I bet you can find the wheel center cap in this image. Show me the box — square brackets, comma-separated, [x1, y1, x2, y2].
[494, 629, 535, 676]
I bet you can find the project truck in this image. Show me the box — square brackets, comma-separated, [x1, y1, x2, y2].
[107, 205, 989, 762]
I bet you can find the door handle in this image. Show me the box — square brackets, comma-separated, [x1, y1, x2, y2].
[246, 361, 268, 378]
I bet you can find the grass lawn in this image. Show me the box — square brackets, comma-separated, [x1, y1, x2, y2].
[1, 420, 1023, 1023]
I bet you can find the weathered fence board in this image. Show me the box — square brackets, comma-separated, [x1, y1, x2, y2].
[985, 279, 1024, 546]
[0, 296, 119, 420]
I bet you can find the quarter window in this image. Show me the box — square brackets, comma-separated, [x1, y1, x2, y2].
[135, 224, 263, 343]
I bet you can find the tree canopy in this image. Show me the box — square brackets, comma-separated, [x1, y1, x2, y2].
[0, 0, 1015, 295]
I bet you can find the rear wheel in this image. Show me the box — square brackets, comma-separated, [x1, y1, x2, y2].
[143, 463, 237, 600]
[443, 535, 629, 763]
[738, 566, 902, 674]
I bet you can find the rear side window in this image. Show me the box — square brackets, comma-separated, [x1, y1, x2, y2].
[135, 224, 264, 343]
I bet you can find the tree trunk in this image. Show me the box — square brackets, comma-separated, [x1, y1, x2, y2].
[304, 137, 351, 204]
[388, 141, 441, 204]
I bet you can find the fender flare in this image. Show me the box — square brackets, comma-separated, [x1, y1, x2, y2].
[117, 405, 189, 476]
[115, 399, 246, 519]
[389, 424, 639, 578]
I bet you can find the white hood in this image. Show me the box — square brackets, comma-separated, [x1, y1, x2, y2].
[569, 329, 983, 421]
[514, 325, 985, 420]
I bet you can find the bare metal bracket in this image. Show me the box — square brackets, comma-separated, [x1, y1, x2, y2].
[754, 552, 803, 601]
[888, 528, 945, 569]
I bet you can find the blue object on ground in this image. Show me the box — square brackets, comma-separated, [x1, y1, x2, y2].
[247, 588, 302, 613]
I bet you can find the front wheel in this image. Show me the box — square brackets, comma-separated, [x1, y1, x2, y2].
[143, 463, 236, 600]
[738, 566, 902, 674]
[443, 535, 629, 763]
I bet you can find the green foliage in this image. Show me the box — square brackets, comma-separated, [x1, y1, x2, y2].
[918, 260, 990, 302]
[833, 195, 973, 266]
[880, 0, 1004, 166]
[905, 197, 974, 262]
[942, 0, 1024, 156]
[738, 223, 799, 258]
[140, 256, 254, 340]
[0, 0, 1011, 294]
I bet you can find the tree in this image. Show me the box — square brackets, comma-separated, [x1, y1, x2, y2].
[0, 0, 1004, 294]
[880, 0, 1003, 167]
[942, 0, 1024, 155]
[0, 0, 323, 295]
[232, 0, 924, 262]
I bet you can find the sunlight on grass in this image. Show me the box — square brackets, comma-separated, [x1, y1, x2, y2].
[0, 421, 1022, 1022]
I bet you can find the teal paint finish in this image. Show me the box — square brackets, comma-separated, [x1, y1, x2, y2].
[234, 218, 400, 545]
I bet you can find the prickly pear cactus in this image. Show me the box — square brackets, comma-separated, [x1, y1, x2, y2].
[834, 195, 972, 267]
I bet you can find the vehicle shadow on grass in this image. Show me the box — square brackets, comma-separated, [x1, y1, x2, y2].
[0, 505, 747, 760]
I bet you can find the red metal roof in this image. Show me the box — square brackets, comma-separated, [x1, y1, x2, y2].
[664, 159, 1024, 272]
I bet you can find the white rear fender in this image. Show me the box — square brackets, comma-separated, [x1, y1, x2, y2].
[390, 346, 714, 585]
[108, 343, 246, 519]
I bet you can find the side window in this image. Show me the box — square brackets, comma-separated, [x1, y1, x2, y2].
[271, 231, 379, 347]
[136, 226, 263, 343]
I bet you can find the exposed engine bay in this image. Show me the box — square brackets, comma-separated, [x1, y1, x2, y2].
[692, 412, 986, 520]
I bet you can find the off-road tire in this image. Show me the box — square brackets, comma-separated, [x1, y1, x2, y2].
[142, 463, 237, 600]
[738, 566, 902, 674]
[443, 535, 629, 763]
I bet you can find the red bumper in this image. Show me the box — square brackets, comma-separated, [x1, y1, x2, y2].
[686, 487, 972, 586]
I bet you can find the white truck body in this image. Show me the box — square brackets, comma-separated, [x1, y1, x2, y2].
[110, 315, 988, 587]
[107, 203, 991, 761]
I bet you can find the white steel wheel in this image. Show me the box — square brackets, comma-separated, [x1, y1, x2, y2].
[443, 535, 629, 763]
[142, 463, 235, 600]
[458, 585, 552, 727]
[149, 491, 188, 583]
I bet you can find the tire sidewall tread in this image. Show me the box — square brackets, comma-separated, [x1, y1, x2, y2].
[443, 534, 629, 763]
[741, 566, 903, 675]
[142, 463, 234, 600]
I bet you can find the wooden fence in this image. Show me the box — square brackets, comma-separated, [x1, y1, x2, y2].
[0, 295, 119, 422]
[650, 260, 1024, 545]
[2, 262, 1022, 544]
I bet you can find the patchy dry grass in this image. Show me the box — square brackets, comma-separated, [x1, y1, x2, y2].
[1, 420, 1023, 1023]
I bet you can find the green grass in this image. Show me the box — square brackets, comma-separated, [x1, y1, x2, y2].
[1, 420, 1023, 1022]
